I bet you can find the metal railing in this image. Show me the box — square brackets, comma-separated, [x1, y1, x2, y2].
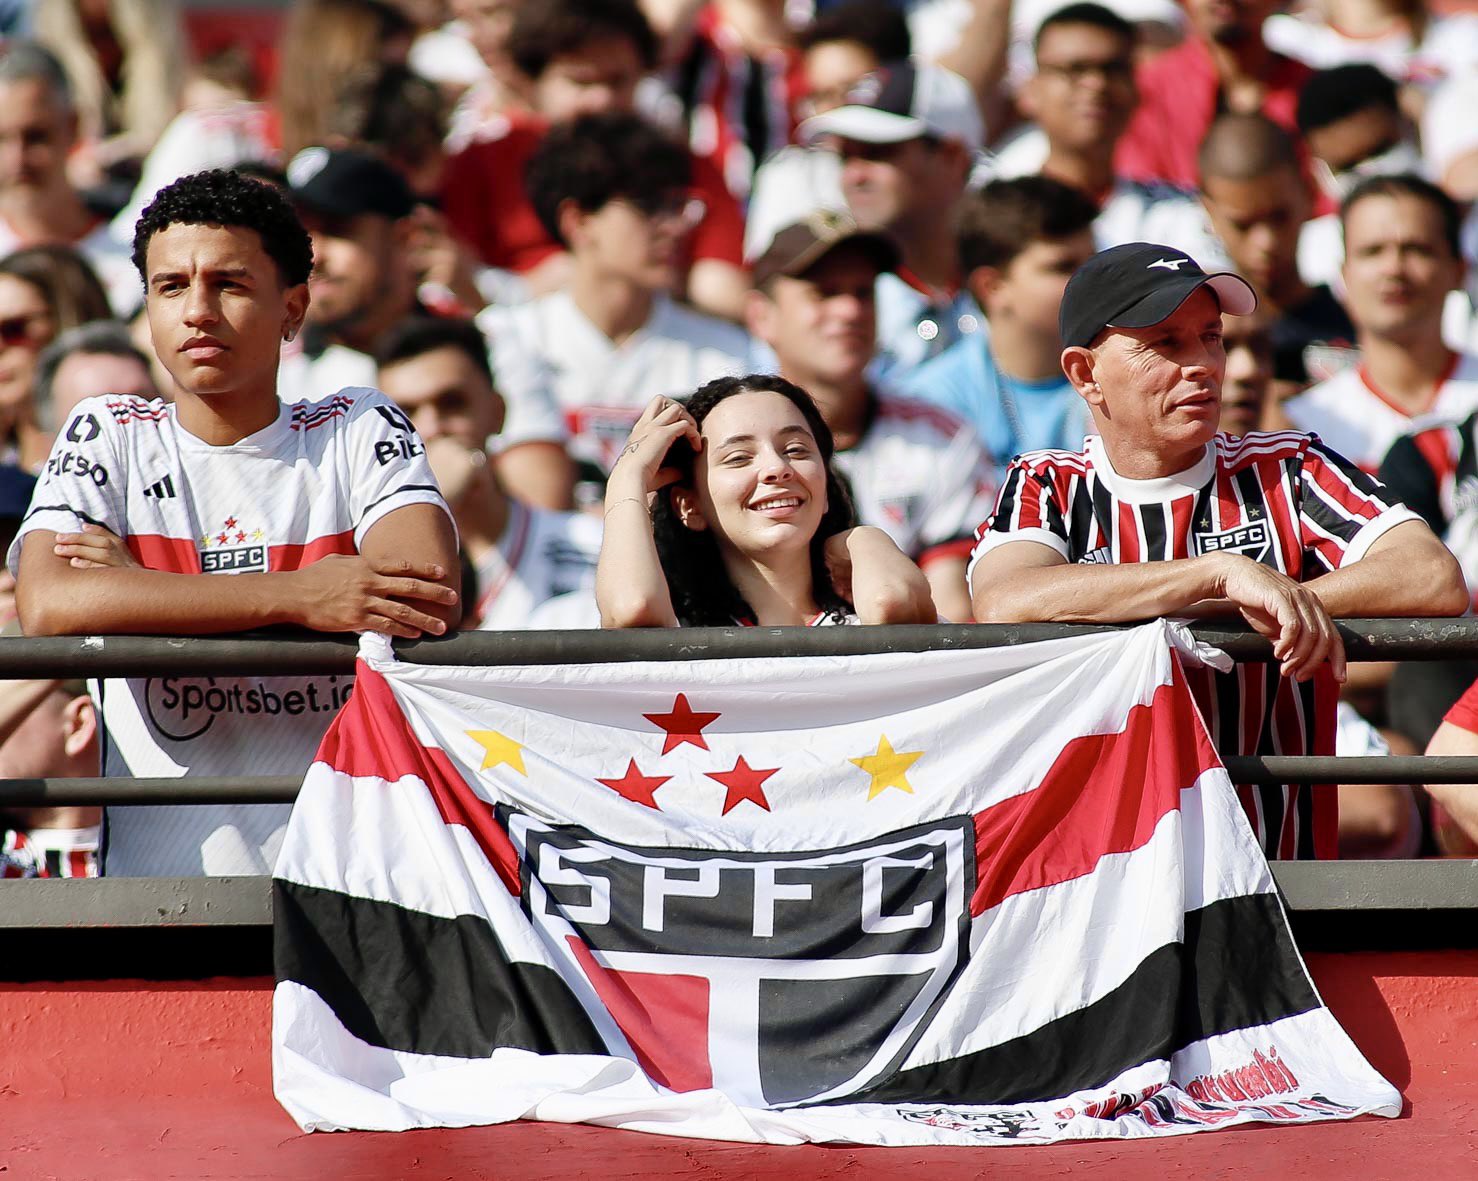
[4, 619, 1478, 949]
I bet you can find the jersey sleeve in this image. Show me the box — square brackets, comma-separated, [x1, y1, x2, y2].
[1445, 677, 1478, 736]
[6, 400, 127, 576]
[965, 456, 1070, 590]
[916, 422, 998, 566]
[1378, 428, 1450, 536]
[340, 390, 454, 547]
[688, 153, 745, 267]
[1298, 435, 1422, 573]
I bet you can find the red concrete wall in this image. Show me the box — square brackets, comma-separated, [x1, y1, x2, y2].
[2, 952, 1476, 1179]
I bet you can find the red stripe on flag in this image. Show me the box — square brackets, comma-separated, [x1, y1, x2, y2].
[970, 665, 1220, 916]
[126, 534, 202, 573]
[314, 662, 522, 895]
[269, 530, 357, 570]
[565, 936, 713, 1093]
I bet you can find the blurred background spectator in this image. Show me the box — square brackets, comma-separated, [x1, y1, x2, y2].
[0, 244, 113, 471]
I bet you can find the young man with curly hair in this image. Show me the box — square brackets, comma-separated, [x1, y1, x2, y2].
[9, 169, 459, 877]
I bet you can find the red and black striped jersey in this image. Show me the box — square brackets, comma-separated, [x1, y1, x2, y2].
[1379, 409, 1478, 607]
[970, 430, 1420, 859]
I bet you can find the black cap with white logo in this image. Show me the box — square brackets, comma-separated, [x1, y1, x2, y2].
[286, 146, 415, 221]
[1059, 243, 1258, 350]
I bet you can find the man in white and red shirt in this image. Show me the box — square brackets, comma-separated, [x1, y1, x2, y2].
[971, 242, 1465, 859]
[376, 316, 601, 630]
[9, 170, 460, 877]
[1284, 175, 1478, 472]
[479, 113, 752, 510]
[747, 211, 995, 623]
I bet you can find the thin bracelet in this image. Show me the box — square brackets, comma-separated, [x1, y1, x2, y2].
[604, 496, 649, 517]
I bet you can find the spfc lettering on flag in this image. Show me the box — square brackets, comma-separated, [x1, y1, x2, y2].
[1196, 520, 1271, 562]
[509, 810, 974, 1107]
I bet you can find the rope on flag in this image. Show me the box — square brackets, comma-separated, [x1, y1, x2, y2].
[271, 622, 1400, 1145]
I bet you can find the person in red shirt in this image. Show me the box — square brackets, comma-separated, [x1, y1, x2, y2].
[1114, 0, 1311, 192]
[441, 0, 748, 321]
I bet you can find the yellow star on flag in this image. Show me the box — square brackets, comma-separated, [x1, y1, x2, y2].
[850, 735, 924, 800]
[468, 729, 527, 775]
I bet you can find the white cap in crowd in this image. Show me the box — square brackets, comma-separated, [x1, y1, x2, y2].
[798, 61, 985, 153]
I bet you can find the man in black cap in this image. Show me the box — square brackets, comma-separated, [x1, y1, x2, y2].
[747, 211, 996, 623]
[278, 146, 420, 403]
[970, 241, 1465, 860]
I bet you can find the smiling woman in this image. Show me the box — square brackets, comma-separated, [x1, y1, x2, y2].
[596, 375, 936, 628]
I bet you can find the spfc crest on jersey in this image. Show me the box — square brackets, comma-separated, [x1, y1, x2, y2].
[199, 515, 268, 573]
[1195, 520, 1271, 562]
[509, 810, 974, 1107]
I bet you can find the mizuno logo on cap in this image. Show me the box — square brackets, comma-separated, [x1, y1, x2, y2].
[1148, 258, 1190, 271]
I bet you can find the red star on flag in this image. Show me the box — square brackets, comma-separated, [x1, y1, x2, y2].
[235, 531, 247, 543]
[643, 693, 721, 754]
[705, 756, 778, 815]
[596, 759, 672, 810]
[216, 532, 229, 545]
[224, 517, 238, 528]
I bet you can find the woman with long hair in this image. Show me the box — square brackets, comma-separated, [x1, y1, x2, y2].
[0, 246, 113, 472]
[598, 374, 936, 627]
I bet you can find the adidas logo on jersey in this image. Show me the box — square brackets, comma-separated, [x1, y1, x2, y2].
[143, 475, 176, 500]
[1078, 546, 1114, 565]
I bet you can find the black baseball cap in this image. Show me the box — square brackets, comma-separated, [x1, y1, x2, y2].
[285, 146, 415, 221]
[1059, 243, 1257, 350]
[751, 210, 899, 288]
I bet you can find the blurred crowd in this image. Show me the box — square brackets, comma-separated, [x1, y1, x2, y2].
[5, 0, 1478, 875]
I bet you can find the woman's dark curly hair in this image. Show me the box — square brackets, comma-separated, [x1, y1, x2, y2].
[652, 374, 857, 627]
[131, 169, 315, 288]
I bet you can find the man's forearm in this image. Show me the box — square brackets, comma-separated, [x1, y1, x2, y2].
[973, 553, 1227, 624]
[1305, 524, 1469, 619]
[19, 565, 298, 636]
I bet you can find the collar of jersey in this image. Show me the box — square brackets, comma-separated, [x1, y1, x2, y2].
[173, 401, 291, 452]
[1086, 435, 1214, 503]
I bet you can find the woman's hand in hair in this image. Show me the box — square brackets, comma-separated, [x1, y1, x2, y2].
[608, 396, 702, 499]
[824, 527, 938, 625]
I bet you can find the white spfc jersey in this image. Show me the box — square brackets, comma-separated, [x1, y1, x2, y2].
[834, 394, 996, 567]
[473, 500, 602, 630]
[1284, 353, 1478, 471]
[9, 389, 450, 877]
[478, 291, 753, 474]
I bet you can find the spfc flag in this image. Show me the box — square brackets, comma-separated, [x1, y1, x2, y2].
[271, 623, 1399, 1145]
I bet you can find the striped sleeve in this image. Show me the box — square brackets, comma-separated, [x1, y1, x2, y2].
[966, 458, 1070, 587]
[1297, 435, 1422, 572]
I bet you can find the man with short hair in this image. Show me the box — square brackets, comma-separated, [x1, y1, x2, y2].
[0, 676, 99, 878]
[747, 213, 995, 623]
[441, 0, 747, 320]
[33, 320, 156, 436]
[797, 60, 984, 386]
[480, 113, 751, 510]
[1114, 0, 1310, 191]
[902, 176, 1098, 472]
[1218, 309, 1275, 437]
[0, 42, 138, 315]
[1285, 175, 1478, 472]
[1198, 113, 1357, 399]
[279, 147, 419, 403]
[377, 316, 601, 629]
[999, 4, 1214, 258]
[10, 169, 459, 877]
[971, 242, 1465, 858]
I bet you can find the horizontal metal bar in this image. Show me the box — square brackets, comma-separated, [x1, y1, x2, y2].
[5, 861, 1477, 929]
[9, 757, 1478, 805]
[0, 776, 302, 804]
[4, 618, 1478, 678]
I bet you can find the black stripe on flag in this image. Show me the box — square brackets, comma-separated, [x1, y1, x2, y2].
[836, 892, 1318, 1107]
[274, 880, 607, 1058]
